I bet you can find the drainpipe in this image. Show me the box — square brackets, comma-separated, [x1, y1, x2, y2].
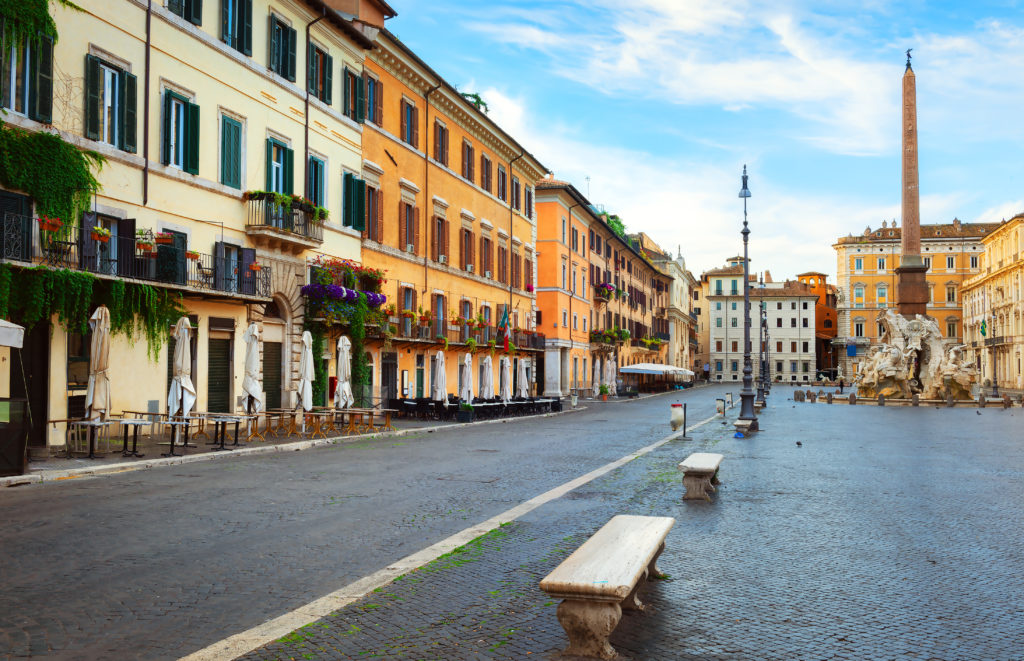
[303, 11, 326, 200]
[565, 201, 581, 391]
[507, 149, 524, 388]
[422, 84, 441, 306]
[142, 0, 152, 205]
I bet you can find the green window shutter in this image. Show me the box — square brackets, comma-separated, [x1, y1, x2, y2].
[84, 55, 101, 140]
[342, 68, 350, 115]
[221, 116, 241, 188]
[221, 0, 231, 46]
[307, 43, 316, 95]
[283, 145, 293, 195]
[353, 179, 366, 231]
[121, 70, 138, 153]
[185, 101, 200, 175]
[355, 73, 365, 123]
[324, 54, 333, 105]
[169, 0, 184, 15]
[188, 0, 203, 26]
[341, 172, 352, 227]
[286, 27, 296, 81]
[29, 35, 53, 123]
[161, 92, 173, 165]
[241, 0, 253, 55]
[264, 138, 274, 190]
[269, 16, 280, 74]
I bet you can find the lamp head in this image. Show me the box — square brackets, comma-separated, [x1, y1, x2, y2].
[739, 164, 751, 198]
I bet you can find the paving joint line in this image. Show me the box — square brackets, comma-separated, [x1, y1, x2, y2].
[179, 409, 719, 661]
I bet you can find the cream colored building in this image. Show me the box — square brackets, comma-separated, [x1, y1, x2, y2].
[643, 239, 696, 373]
[962, 215, 1024, 391]
[833, 219, 995, 379]
[0, 0, 390, 453]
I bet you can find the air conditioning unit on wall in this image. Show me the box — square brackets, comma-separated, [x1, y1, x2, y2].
[406, 244, 414, 252]
[438, 255, 447, 264]
[485, 270, 492, 278]
[466, 264, 474, 273]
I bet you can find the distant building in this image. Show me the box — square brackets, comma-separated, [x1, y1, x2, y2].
[795, 272, 838, 378]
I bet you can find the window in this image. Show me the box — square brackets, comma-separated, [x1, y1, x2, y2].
[561, 260, 566, 289]
[461, 140, 474, 181]
[923, 256, 931, 269]
[715, 341, 722, 351]
[802, 318, 808, 328]
[219, 115, 242, 188]
[970, 255, 978, 269]
[776, 341, 782, 353]
[400, 98, 418, 147]
[802, 362, 809, 373]
[731, 361, 738, 372]
[791, 361, 797, 373]
[399, 202, 418, 253]
[341, 172, 366, 230]
[525, 187, 533, 219]
[877, 322, 885, 337]
[776, 361, 783, 373]
[433, 121, 448, 166]
[730, 279, 738, 295]
[946, 320, 957, 337]
[342, 67, 363, 120]
[731, 341, 738, 352]
[946, 256, 955, 270]
[790, 341, 797, 353]
[877, 257, 886, 271]
[946, 285, 956, 303]
[573, 313, 578, 330]
[715, 361, 723, 373]
[802, 301, 808, 310]
[731, 302, 737, 310]
[790, 318, 797, 327]
[854, 257, 863, 271]
[497, 165, 507, 201]
[168, 0, 203, 24]
[876, 285, 887, 306]
[85, 55, 136, 152]
[460, 228, 474, 270]
[715, 302, 722, 310]
[802, 341, 809, 353]
[221, 0, 253, 55]
[2, 35, 52, 122]
[364, 185, 382, 241]
[776, 302, 782, 310]
[479, 235, 493, 276]
[265, 138, 293, 194]
[511, 176, 521, 210]
[791, 302, 796, 310]
[716, 317, 722, 328]
[562, 310, 568, 327]
[268, 15, 296, 81]
[571, 228, 578, 252]
[364, 75, 382, 124]
[430, 215, 449, 263]
[524, 256, 533, 290]
[306, 43, 332, 104]
[823, 318, 832, 328]
[731, 317, 737, 327]
[497, 245, 508, 283]
[162, 90, 199, 173]
[854, 321, 864, 337]
[480, 154, 491, 191]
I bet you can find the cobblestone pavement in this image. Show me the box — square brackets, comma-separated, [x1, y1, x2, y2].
[240, 391, 1024, 660]
[0, 387, 714, 660]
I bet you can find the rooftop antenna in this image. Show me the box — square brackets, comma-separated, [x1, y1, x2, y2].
[585, 176, 591, 199]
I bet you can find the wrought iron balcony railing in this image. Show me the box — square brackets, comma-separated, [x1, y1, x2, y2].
[245, 197, 323, 245]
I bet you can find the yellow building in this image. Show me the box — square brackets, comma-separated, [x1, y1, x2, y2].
[962, 215, 1024, 391]
[357, 29, 547, 403]
[833, 219, 996, 378]
[0, 0, 387, 456]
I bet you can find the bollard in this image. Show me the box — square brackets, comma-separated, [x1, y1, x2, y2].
[1003, 394, 1012, 409]
[946, 394, 955, 408]
[826, 392, 833, 404]
[848, 393, 857, 405]
[912, 394, 919, 407]
[716, 398, 725, 415]
[670, 403, 683, 430]
[878, 394, 885, 407]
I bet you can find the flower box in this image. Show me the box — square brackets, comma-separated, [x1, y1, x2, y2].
[186, 251, 200, 261]
[91, 231, 110, 243]
[249, 263, 262, 272]
[154, 233, 174, 244]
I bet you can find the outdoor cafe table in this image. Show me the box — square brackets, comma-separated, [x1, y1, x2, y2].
[206, 416, 243, 451]
[160, 420, 192, 457]
[265, 409, 294, 437]
[244, 412, 268, 442]
[306, 411, 334, 439]
[117, 418, 151, 458]
[69, 419, 119, 459]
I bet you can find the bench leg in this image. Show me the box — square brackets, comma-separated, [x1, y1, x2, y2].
[621, 569, 648, 611]
[711, 468, 721, 486]
[682, 471, 711, 500]
[556, 599, 621, 660]
[647, 542, 667, 580]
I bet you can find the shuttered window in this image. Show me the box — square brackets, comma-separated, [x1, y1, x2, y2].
[220, 115, 242, 188]
[263, 341, 282, 410]
[480, 154, 491, 192]
[307, 156, 326, 206]
[364, 185, 382, 241]
[365, 75, 382, 125]
[84, 54, 136, 152]
[461, 140, 474, 181]
[398, 202, 418, 253]
[431, 215, 449, 263]
[307, 43, 332, 104]
[342, 172, 366, 231]
[207, 338, 232, 413]
[400, 99, 418, 147]
[1, 36, 53, 123]
[221, 0, 252, 55]
[496, 166, 507, 201]
[265, 138, 293, 194]
[511, 176, 521, 211]
[162, 89, 199, 174]
[433, 121, 448, 166]
[168, 0, 203, 25]
[342, 67, 363, 121]
[268, 15, 296, 81]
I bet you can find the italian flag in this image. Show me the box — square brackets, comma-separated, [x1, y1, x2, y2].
[500, 305, 511, 352]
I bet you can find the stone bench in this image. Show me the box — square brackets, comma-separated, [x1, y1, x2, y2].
[539, 514, 675, 659]
[678, 452, 724, 501]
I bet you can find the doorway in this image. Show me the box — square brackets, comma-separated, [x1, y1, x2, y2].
[381, 352, 398, 403]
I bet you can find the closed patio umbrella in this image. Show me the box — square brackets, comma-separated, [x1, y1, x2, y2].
[499, 356, 512, 403]
[85, 306, 111, 421]
[167, 316, 196, 417]
[592, 358, 601, 397]
[241, 322, 263, 414]
[516, 358, 529, 399]
[459, 353, 473, 402]
[432, 349, 447, 406]
[298, 330, 314, 411]
[603, 358, 617, 397]
[334, 336, 354, 409]
[480, 355, 494, 399]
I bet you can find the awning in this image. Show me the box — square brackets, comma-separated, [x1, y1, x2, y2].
[0, 319, 24, 349]
[619, 363, 695, 376]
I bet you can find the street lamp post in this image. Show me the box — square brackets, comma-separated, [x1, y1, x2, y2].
[764, 328, 771, 395]
[736, 165, 758, 433]
[755, 300, 766, 406]
[990, 313, 999, 397]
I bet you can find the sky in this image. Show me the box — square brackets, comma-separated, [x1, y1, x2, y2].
[383, 1, 1024, 280]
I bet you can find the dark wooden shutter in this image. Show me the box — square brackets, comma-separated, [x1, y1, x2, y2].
[399, 201, 406, 250]
[213, 241, 225, 290]
[269, 15, 280, 74]
[79, 212, 97, 269]
[221, 0, 231, 45]
[207, 338, 231, 413]
[430, 215, 438, 261]
[116, 217, 136, 278]
[375, 78, 382, 124]
[479, 235, 485, 274]
[374, 187, 382, 241]
[221, 116, 241, 188]
[307, 42, 316, 94]
[286, 25, 296, 81]
[411, 105, 419, 148]
[443, 219, 449, 261]
[240, 0, 252, 55]
[239, 247, 256, 294]
[169, 0, 184, 15]
[355, 73, 365, 122]
[188, 0, 203, 25]
[324, 53, 333, 105]
[264, 138, 274, 190]
[263, 341, 281, 409]
[29, 35, 53, 123]
[399, 100, 406, 143]
[161, 92, 172, 165]
[84, 55, 101, 140]
[413, 206, 420, 254]
[343, 67, 351, 115]
[184, 100, 200, 174]
[122, 71, 137, 153]
[283, 145, 293, 195]
[341, 172, 352, 227]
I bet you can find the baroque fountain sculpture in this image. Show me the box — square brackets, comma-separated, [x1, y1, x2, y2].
[855, 308, 976, 400]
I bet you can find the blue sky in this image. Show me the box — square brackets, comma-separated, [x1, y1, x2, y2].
[383, 1, 1024, 279]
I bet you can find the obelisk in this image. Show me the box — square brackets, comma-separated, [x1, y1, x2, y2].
[895, 50, 929, 317]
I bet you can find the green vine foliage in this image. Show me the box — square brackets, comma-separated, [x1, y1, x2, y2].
[0, 0, 82, 49]
[0, 266, 183, 359]
[0, 122, 104, 223]
[309, 324, 326, 406]
[350, 294, 369, 404]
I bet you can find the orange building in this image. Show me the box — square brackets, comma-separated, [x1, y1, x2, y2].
[356, 29, 547, 402]
[795, 272, 838, 376]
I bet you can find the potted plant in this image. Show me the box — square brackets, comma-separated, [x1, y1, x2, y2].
[465, 337, 478, 351]
[525, 283, 534, 293]
[249, 262, 262, 272]
[91, 226, 110, 243]
[400, 309, 415, 319]
[457, 402, 474, 423]
[154, 231, 174, 244]
[436, 335, 448, 350]
[599, 384, 610, 401]
[137, 240, 155, 253]
[37, 215, 63, 233]
[186, 250, 200, 261]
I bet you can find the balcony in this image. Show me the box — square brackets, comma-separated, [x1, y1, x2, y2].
[654, 332, 671, 341]
[245, 195, 323, 253]
[385, 319, 544, 351]
[1, 215, 271, 299]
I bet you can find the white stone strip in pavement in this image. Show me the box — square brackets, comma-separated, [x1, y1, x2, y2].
[179, 410, 719, 661]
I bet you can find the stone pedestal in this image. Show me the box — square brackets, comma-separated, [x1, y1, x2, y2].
[895, 262, 929, 318]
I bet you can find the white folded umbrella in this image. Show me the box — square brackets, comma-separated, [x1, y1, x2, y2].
[167, 316, 196, 417]
[499, 356, 512, 403]
[592, 358, 601, 397]
[298, 330, 314, 411]
[516, 358, 529, 398]
[459, 353, 473, 402]
[85, 306, 111, 421]
[432, 349, 448, 406]
[480, 355, 494, 399]
[334, 336, 355, 409]
[241, 322, 264, 413]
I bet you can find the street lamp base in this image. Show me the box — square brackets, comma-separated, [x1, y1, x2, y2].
[754, 399, 765, 410]
[734, 417, 758, 434]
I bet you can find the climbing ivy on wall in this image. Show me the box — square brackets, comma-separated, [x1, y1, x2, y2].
[0, 0, 81, 49]
[308, 324, 327, 406]
[350, 294, 369, 405]
[0, 123, 104, 223]
[0, 264, 184, 359]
